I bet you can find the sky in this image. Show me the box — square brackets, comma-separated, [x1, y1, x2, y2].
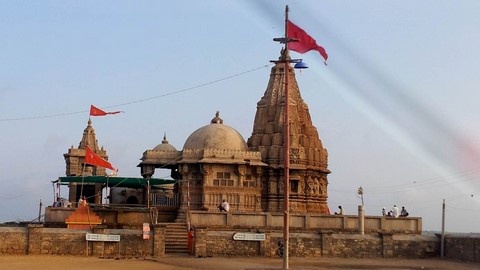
[1, 1, 479, 233]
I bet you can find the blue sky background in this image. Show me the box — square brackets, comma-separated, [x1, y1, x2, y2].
[1, 1, 479, 233]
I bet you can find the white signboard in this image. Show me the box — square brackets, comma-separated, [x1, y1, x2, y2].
[233, 233, 266, 241]
[86, 233, 121, 242]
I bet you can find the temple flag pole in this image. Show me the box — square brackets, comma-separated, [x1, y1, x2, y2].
[80, 162, 87, 200]
[283, 5, 291, 270]
[272, 5, 321, 268]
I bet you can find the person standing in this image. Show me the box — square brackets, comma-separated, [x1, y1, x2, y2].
[187, 228, 194, 255]
[392, 205, 400, 218]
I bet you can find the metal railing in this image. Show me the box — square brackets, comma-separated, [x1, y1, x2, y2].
[150, 193, 180, 207]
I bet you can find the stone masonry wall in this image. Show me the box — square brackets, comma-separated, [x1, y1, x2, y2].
[0, 224, 166, 257]
[28, 226, 86, 255]
[445, 234, 480, 263]
[2, 224, 476, 263]
[0, 227, 28, 255]
[329, 234, 382, 258]
[194, 227, 439, 259]
[392, 234, 439, 258]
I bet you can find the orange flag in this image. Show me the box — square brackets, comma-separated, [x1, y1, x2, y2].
[85, 145, 117, 171]
[89, 105, 123, 116]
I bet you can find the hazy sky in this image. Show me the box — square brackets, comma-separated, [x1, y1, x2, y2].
[1, 1, 479, 233]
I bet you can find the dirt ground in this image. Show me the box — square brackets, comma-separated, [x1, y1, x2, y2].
[0, 254, 477, 270]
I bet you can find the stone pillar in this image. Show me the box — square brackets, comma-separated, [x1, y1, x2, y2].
[27, 224, 44, 255]
[258, 231, 271, 256]
[319, 230, 333, 256]
[92, 226, 107, 256]
[358, 205, 365, 235]
[194, 227, 207, 257]
[381, 233, 394, 258]
[69, 183, 78, 205]
[152, 225, 166, 257]
[141, 165, 155, 206]
[95, 183, 102, 204]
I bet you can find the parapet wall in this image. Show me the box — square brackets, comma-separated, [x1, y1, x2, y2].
[45, 206, 177, 228]
[189, 211, 422, 234]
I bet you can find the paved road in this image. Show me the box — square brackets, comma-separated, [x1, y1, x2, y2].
[153, 255, 478, 270]
[0, 255, 478, 270]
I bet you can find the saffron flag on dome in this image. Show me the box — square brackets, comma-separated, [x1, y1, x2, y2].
[287, 20, 328, 64]
[85, 145, 118, 172]
[89, 105, 123, 116]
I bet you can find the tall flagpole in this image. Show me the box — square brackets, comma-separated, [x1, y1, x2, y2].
[271, 6, 305, 269]
[283, 5, 290, 270]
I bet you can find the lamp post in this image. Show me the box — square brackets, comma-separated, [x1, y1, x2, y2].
[271, 5, 308, 270]
[357, 186, 365, 235]
[441, 198, 445, 258]
[357, 186, 364, 206]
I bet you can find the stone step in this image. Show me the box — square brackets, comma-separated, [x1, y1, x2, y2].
[164, 222, 189, 254]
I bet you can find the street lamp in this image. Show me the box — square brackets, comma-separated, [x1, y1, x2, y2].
[271, 5, 308, 270]
[357, 186, 364, 206]
[357, 186, 365, 235]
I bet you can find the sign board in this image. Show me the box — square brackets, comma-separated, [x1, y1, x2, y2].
[143, 223, 150, 240]
[86, 233, 121, 242]
[233, 233, 266, 241]
[156, 196, 167, 204]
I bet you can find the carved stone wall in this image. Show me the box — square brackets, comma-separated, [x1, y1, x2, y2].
[178, 162, 262, 212]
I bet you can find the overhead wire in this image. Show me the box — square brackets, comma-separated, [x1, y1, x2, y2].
[0, 59, 263, 203]
[0, 64, 271, 122]
[330, 166, 480, 195]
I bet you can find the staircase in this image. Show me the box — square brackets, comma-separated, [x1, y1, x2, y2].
[165, 223, 189, 254]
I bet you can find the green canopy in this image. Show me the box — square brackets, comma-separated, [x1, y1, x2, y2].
[53, 176, 175, 189]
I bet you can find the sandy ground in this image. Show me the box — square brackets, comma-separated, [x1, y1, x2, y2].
[0, 255, 478, 270]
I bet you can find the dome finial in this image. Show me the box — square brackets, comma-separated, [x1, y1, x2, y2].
[211, 111, 223, 124]
[162, 132, 169, 144]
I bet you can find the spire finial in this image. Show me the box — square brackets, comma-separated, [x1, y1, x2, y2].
[211, 111, 223, 124]
[162, 132, 169, 144]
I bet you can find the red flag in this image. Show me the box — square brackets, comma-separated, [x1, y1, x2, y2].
[89, 105, 123, 116]
[287, 20, 328, 64]
[85, 145, 117, 171]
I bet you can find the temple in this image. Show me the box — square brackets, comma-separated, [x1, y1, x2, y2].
[44, 49, 424, 258]
[48, 48, 331, 225]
